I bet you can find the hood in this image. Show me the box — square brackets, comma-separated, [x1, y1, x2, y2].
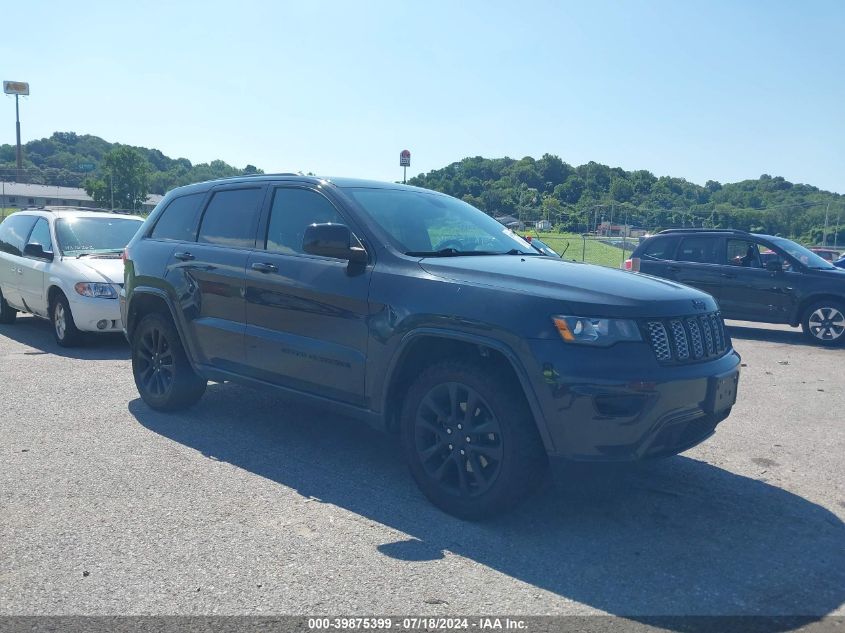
[418, 255, 719, 317]
[63, 256, 124, 284]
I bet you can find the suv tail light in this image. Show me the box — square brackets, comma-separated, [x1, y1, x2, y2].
[624, 257, 640, 272]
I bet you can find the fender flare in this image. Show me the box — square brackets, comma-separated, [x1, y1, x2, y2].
[126, 287, 201, 370]
[381, 327, 555, 453]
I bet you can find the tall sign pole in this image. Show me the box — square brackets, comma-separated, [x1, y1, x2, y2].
[399, 149, 411, 184]
[4, 81, 30, 182]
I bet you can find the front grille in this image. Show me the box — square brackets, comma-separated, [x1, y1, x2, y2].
[643, 311, 729, 364]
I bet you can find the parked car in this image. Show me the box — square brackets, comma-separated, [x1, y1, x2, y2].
[627, 229, 845, 346]
[0, 208, 144, 345]
[122, 176, 740, 518]
[809, 247, 841, 262]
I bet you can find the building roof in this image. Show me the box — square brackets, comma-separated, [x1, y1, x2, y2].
[0, 181, 163, 206]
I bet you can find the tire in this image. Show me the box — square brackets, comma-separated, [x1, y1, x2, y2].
[0, 288, 17, 324]
[801, 299, 845, 347]
[400, 359, 547, 519]
[131, 312, 206, 411]
[50, 292, 82, 347]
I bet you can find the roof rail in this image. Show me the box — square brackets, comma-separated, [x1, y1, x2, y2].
[658, 228, 751, 235]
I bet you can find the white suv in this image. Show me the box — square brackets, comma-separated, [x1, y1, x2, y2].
[0, 208, 143, 346]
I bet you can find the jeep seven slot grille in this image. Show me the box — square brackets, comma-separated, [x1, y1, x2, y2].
[643, 312, 729, 364]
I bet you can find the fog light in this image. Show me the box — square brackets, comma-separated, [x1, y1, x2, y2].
[96, 319, 108, 330]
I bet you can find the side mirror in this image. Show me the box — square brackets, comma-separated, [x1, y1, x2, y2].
[24, 242, 54, 261]
[765, 259, 783, 272]
[302, 223, 367, 264]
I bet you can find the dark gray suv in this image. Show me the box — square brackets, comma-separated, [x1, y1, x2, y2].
[122, 175, 741, 518]
[629, 229, 845, 346]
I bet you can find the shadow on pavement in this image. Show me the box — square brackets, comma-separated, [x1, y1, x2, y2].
[0, 315, 128, 361]
[129, 383, 845, 630]
[725, 323, 842, 350]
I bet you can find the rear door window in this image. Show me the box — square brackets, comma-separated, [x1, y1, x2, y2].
[677, 236, 719, 264]
[150, 193, 205, 242]
[0, 214, 38, 257]
[197, 188, 264, 248]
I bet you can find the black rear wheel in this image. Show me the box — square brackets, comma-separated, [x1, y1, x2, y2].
[132, 313, 206, 410]
[401, 359, 547, 519]
[0, 289, 17, 324]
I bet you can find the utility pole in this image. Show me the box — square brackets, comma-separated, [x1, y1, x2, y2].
[823, 202, 830, 247]
[110, 170, 114, 211]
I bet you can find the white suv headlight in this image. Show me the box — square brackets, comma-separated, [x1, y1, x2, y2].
[552, 315, 642, 346]
[74, 282, 118, 299]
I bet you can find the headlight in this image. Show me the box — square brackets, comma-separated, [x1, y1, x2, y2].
[552, 315, 642, 346]
[74, 282, 118, 299]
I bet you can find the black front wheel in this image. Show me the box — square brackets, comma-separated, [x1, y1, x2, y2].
[132, 313, 206, 411]
[400, 360, 547, 519]
[51, 293, 82, 347]
[801, 300, 845, 347]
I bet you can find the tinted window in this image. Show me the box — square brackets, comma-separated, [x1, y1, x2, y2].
[150, 193, 205, 241]
[0, 214, 38, 256]
[677, 236, 719, 264]
[27, 218, 53, 253]
[197, 188, 263, 248]
[726, 239, 761, 268]
[56, 217, 143, 255]
[642, 237, 678, 260]
[266, 188, 344, 254]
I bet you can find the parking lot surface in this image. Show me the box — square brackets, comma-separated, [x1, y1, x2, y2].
[1, 317, 843, 618]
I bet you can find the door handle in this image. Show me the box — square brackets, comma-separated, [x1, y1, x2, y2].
[174, 251, 195, 261]
[251, 262, 278, 273]
[721, 272, 736, 279]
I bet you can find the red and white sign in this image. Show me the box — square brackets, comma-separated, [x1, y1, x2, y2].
[3, 81, 29, 96]
[399, 149, 411, 167]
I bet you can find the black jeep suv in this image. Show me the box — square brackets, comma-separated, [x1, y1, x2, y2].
[122, 175, 740, 518]
[628, 229, 845, 346]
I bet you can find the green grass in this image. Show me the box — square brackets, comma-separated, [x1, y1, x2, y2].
[533, 232, 630, 268]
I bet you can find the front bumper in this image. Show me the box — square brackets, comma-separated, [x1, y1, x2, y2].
[68, 295, 123, 333]
[526, 339, 741, 461]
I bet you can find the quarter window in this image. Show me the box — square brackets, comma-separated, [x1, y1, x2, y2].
[642, 237, 678, 260]
[676, 237, 719, 264]
[265, 188, 344, 254]
[27, 218, 53, 253]
[197, 188, 263, 248]
[150, 193, 205, 242]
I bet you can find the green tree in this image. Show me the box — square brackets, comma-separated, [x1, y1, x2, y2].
[84, 147, 151, 209]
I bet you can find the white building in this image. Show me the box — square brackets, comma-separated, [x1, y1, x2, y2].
[0, 182, 162, 212]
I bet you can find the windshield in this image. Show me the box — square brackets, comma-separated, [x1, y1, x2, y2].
[345, 188, 536, 256]
[767, 237, 835, 269]
[55, 217, 143, 256]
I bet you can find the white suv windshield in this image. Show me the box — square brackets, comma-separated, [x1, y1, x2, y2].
[55, 217, 142, 256]
[346, 188, 536, 256]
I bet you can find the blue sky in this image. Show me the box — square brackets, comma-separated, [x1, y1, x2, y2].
[2, 0, 843, 192]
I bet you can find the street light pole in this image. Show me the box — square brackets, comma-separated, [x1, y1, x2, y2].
[15, 94, 22, 181]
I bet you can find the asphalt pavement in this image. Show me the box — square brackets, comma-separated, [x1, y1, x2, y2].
[1, 316, 843, 619]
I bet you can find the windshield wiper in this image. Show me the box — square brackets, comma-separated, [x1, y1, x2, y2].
[406, 248, 539, 257]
